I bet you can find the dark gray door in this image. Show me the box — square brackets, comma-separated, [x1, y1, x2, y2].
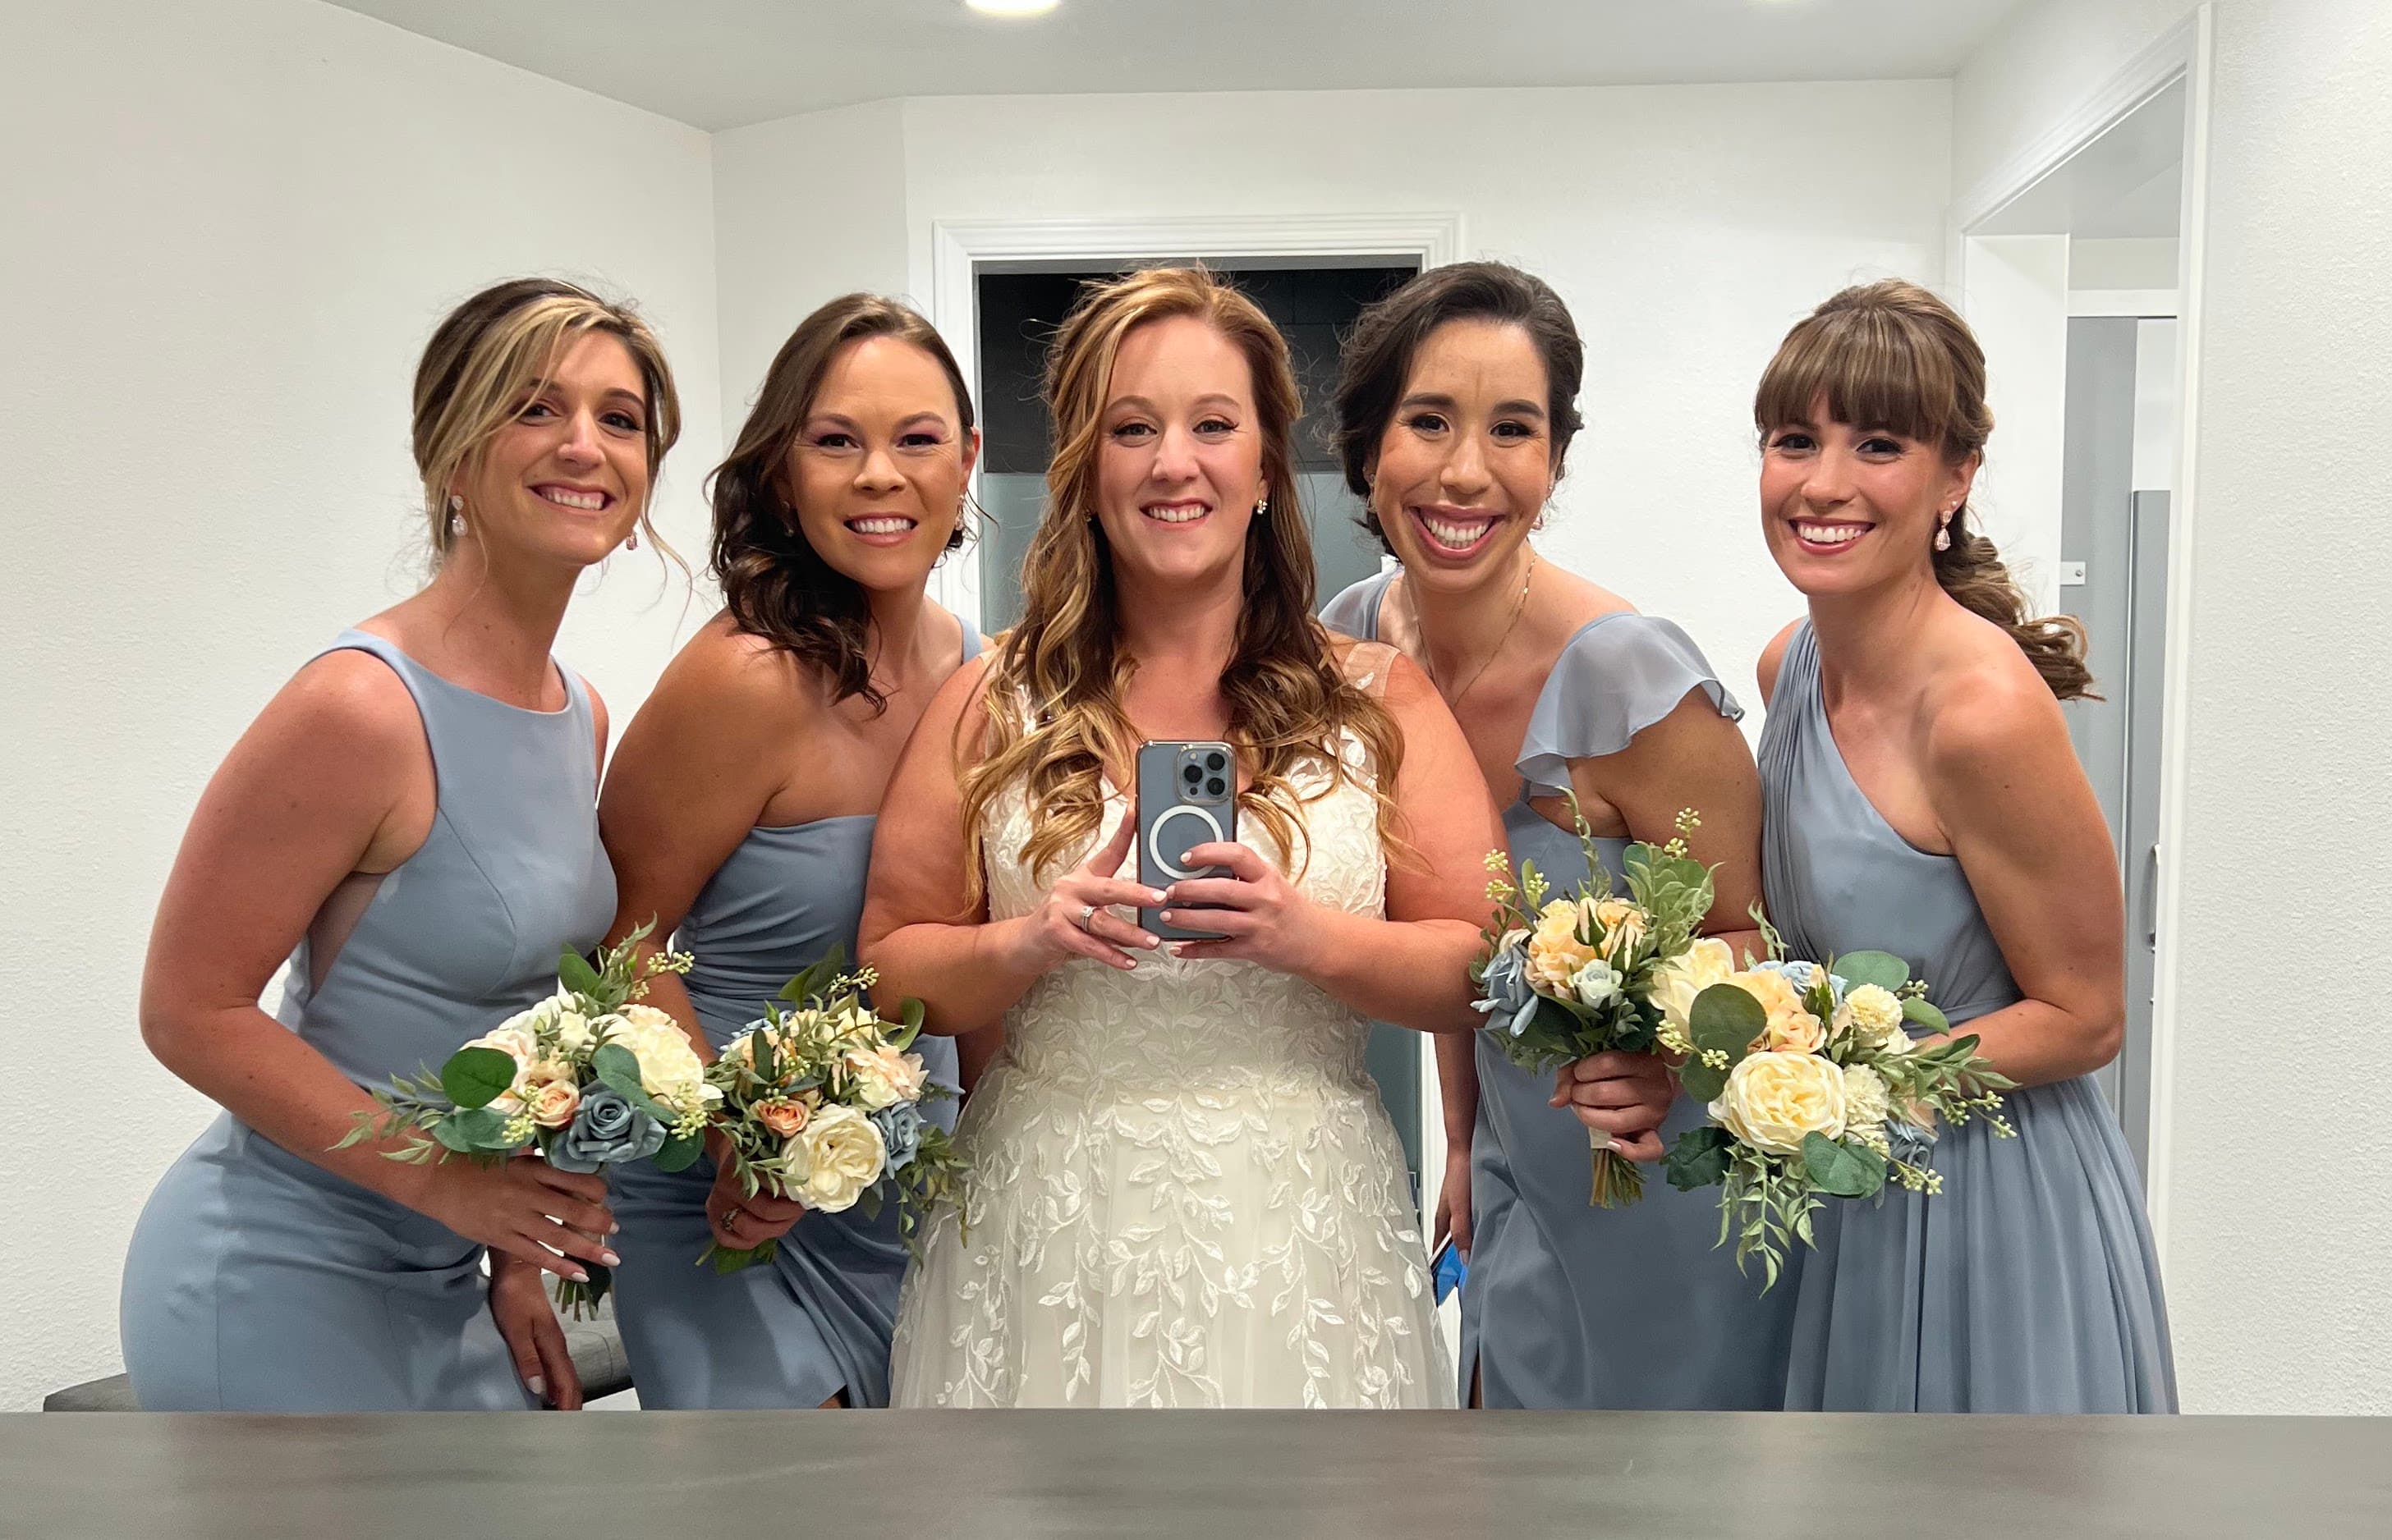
[2057, 316, 2171, 1174]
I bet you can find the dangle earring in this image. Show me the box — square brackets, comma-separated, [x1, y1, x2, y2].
[1254, 497, 1269, 519]
[1934, 505, 1954, 552]
[625, 525, 640, 552]
[448, 493, 465, 539]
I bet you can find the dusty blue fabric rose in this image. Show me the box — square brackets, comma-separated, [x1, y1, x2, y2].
[549, 1084, 667, 1172]
[872, 1101, 925, 1176]
[1472, 944, 1540, 1038]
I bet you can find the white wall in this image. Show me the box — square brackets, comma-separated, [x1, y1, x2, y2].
[712, 99, 911, 433]
[0, 0, 721, 1411]
[2153, 0, 2392, 1415]
[712, 82, 1948, 717]
[1953, 0, 2202, 202]
[1954, 0, 2392, 1415]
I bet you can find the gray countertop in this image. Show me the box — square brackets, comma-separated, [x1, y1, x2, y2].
[5, 1410, 2384, 1538]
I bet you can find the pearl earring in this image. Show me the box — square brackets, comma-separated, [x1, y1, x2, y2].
[448, 494, 465, 538]
[1255, 497, 1269, 518]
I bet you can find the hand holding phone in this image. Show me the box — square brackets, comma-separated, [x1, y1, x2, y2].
[1136, 741, 1240, 942]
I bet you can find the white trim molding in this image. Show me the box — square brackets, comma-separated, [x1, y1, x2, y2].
[2068, 287, 2181, 319]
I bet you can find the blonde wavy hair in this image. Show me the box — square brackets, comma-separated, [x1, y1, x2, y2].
[413, 277, 684, 569]
[959, 266, 1408, 896]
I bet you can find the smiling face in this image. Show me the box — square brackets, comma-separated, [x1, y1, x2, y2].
[452, 330, 653, 571]
[781, 333, 979, 595]
[1366, 318, 1554, 589]
[1758, 392, 1976, 598]
[1091, 314, 1268, 594]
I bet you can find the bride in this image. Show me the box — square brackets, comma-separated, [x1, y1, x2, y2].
[860, 267, 1499, 1408]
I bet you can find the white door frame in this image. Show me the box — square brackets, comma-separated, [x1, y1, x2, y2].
[921, 209, 1466, 1241]
[1948, 7, 2213, 1264]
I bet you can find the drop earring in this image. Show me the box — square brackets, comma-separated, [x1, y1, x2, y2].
[1254, 497, 1269, 519]
[625, 526, 640, 552]
[448, 493, 465, 538]
[1935, 506, 1954, 552]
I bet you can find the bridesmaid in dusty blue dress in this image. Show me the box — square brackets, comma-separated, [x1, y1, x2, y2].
[1752, 279, 2174, 1412]
[1323, 263, 1797, 1409]
[600, 296, 985, 1409]
[119, 279, 682, 1409]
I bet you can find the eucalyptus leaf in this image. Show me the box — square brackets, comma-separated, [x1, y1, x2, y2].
[652, 1131, 704, 1174]
[1831, 950, 1912, 992]
[557, 949, 604, 999]
[1678, 1057, 1729, 1104]
[1802, 1131, 1886, 1198]
[1901, 995, 1950, 1034]
[1688, 982, 1766, 1063]
[434, 1106, 513, 1153]
[1665, 1126, 1734, 1191]
[439, 1046, 519, 1111]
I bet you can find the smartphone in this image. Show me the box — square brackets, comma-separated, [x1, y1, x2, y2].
[1430, 1235, 1467, 1304]
[1135, 740, 1239, 942]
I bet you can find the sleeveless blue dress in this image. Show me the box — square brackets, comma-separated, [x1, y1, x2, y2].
[1324, 573, 1798, 1409]
[606, 631, 974, 1409]
[119, 630, 616, 1411]
[1761, 621, 2175, 1412]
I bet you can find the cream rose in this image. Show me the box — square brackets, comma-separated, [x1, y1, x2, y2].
[1592, 897, 1649, 960]
[521, 1067, 581, 1130]
[605, 1006, 713, 1111]
[1569, 959, 1624, 1009]
[755, 1098, 810, 1139]
[1526, 899, 1602, 993]
[1649, 937, 1738, 1034]
[1834, 983, 1908, 1054]
[790, 1104, 888, 1213]
[843, 1045, 927, 1111]
[1711, 1051, 1848, 1157]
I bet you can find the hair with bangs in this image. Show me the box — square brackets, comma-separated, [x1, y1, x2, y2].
[1755, 278, 2093, 700]
[709, 293, 977, 713]
[957, 265, 1409, 900]
[413, 277, 683, 568]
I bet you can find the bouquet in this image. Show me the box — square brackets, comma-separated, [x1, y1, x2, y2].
[338, 923, 716, 1314]
[1660, 912, 2016, 1290]
[1471, 806, 1719, 1208]
[700, 946, 963, 1274]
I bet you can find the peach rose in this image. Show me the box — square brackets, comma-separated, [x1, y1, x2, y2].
[754, 1098, 810, 1139]
[1525, 899, 1602, 993]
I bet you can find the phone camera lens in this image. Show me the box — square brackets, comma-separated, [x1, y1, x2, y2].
[1182, 763, 1202, 783]
[1205, 777, 1227, 798]
[1205, 751, 1227, 772]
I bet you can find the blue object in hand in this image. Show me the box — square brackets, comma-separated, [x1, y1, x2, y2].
[1431, 1237, 1467, 1304]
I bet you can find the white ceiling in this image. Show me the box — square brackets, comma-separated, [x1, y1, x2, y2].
[327, 0, 2032, 133]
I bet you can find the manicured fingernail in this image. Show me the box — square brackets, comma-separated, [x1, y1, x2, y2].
[600, 1249, 621, 1267]
[1151, 890, 1169, 904]
[570, 1268, 589, 1282]
[608, 1221, 620, 1235]
[1159, 910, 1174, 923]
[1169, 943, 1189, 958]
[526, 1376, 544, 1399]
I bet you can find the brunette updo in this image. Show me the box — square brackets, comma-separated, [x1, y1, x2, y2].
[1329, 262, 1586, 552]
[1755, 278, 2095, 700]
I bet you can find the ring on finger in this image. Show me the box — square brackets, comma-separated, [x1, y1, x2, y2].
[723, 1203, 743, 1226]
[1076, 902, 1097, 932]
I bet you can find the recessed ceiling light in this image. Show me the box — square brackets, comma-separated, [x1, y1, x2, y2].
[966, 0, 1061, 16]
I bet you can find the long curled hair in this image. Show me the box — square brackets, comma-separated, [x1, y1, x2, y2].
[414, 277, 682, 566]
[960, 266, 1408, 894]
[709, 294, 976, 713]
[1755, 278, 2096, 700]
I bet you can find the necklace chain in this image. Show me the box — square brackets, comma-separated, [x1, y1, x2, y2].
[1410, 552, 1536, 711]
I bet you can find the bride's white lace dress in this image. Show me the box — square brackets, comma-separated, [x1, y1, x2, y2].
[889, 678, 1450, 1408]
